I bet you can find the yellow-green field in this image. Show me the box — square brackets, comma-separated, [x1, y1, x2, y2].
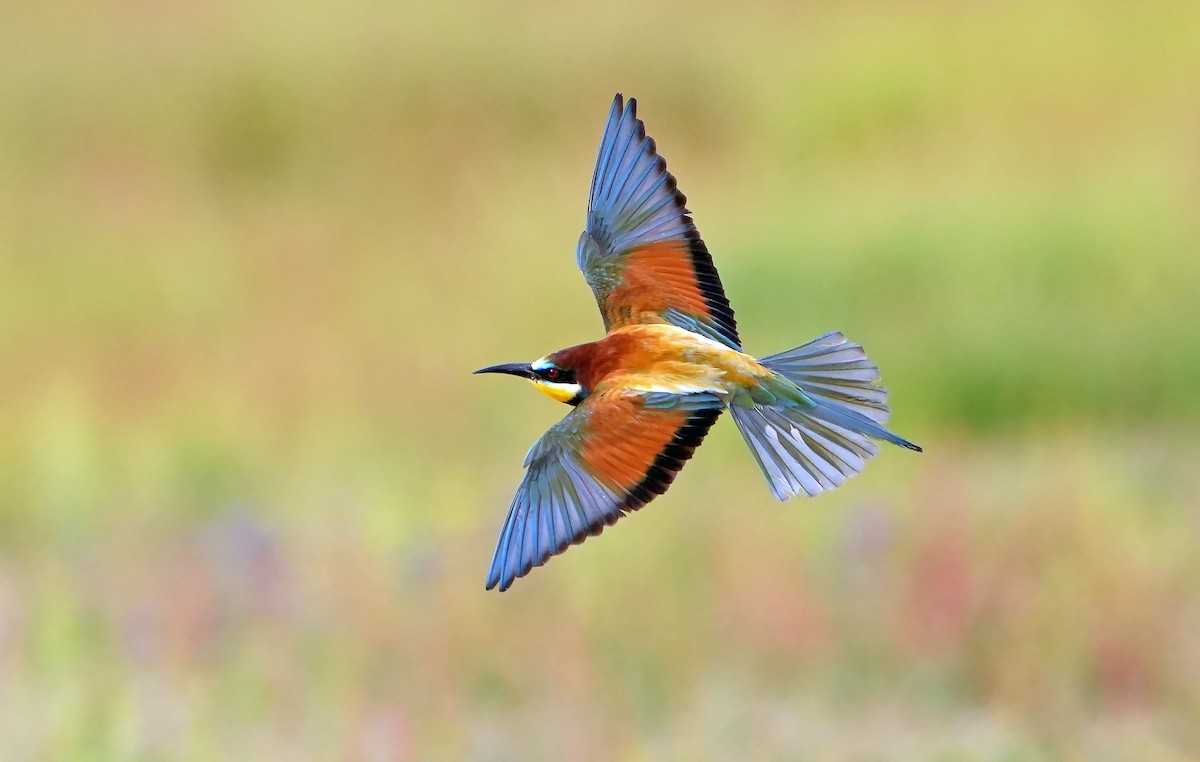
[2, 0, 1199, 758]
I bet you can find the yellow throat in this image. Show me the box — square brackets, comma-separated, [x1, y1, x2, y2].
[532, 379, 581, 404]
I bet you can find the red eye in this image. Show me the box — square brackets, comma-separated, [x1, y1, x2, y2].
[545, 368, 560, 381]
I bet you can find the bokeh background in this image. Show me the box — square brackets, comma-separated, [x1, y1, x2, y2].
[3, 0, 1199, 758]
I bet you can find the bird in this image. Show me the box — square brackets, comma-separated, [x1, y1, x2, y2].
[475, 94, 921, 591]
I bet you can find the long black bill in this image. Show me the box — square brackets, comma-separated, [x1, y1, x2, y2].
[473, 362, 535, 379]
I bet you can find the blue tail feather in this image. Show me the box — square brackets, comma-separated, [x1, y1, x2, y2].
[728, 332, 920, 500]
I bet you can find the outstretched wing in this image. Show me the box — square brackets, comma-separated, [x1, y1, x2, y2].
[486, 389, 723, 591]
[576, 94, 740, 350]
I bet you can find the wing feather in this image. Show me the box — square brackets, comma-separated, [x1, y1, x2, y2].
[485, 388, 722, 591]
[577, 94, 740, 349]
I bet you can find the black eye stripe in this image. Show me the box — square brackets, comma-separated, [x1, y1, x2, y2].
[538, 367, 575, 383]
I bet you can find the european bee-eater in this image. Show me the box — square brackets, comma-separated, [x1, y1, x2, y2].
[477, 94, 921, 591]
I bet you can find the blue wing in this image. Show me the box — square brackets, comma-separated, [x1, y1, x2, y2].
[485, 389, 723, 591]
[575, 94, 740, 350]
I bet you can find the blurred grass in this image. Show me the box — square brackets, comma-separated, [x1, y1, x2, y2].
[1, 0, 1199, 758]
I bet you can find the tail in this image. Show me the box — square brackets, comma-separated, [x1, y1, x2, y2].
[728, 332, 921, 500]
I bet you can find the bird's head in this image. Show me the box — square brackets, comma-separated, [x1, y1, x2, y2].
[474, 354, 586, 406]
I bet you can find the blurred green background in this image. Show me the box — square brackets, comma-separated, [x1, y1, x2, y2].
[2, 0, 1199, 758]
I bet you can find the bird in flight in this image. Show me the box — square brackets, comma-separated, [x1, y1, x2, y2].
[476, 94, 921, 591]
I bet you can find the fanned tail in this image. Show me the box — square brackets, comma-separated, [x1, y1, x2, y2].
[760, 331, 890, 423]
[729, 332, 921, 500]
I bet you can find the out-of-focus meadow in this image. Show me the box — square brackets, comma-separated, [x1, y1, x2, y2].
[2, 0, 1199, 758]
